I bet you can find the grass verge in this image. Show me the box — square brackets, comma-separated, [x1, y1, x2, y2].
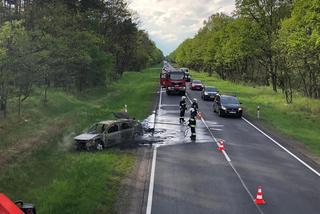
[190, 71, 320, 156]
[0, 66, 159, 214]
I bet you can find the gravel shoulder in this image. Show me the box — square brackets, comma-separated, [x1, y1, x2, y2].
[115, 146, 152, 214]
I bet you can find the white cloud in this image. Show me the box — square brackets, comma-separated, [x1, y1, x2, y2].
[129, 0, 235, 55]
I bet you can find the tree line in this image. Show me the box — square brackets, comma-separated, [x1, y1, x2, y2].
[169, 0, 319, 103]
[0, 0, 163, 117]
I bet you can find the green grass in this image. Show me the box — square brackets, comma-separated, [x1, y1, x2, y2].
[0, 66, 160, 213]
[190, 71, 320, 155]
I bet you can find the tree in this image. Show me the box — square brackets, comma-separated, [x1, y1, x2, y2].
[276, 0, 320, 99]
[235, 0, 292, 91]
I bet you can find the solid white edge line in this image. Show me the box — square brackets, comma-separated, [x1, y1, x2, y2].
[158, 87, 162, 111]
[146, 84, 163, 214]
[242, 117, 320, 177]
[186, 93, 265, 214]
[146, 146, 158, 214]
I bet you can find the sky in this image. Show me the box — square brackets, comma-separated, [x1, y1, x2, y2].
[129, 0, 235, 55]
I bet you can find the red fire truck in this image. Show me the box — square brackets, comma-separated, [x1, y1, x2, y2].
[0, 193, 36, 214]
[160, 69, 168, 87]
[162, 70, 186, 95]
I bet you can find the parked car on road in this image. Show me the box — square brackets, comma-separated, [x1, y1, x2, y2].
[213, 94, 242, 118]
[74, 119, 143, 151]
[201, 86, 219, 101]
[190, 80, 203, 90]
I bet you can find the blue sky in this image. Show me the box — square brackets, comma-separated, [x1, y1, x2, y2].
[129, 0, 235, 55]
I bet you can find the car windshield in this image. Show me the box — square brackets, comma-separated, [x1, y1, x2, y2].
[193, 80, 201, 84]
[169, 73, 184, 80]
[180, 68, 188, 72]
[88, 123, 105, 134]
[206, 87, 217, 92]
[221, 96, 239, 105]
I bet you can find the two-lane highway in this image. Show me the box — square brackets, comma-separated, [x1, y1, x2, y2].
[146, 81, 320, 214]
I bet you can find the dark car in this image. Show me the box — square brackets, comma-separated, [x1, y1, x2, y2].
[213, 94, 242, 118]
[201, 86, 218, 101]
[190, 80, 203, 90]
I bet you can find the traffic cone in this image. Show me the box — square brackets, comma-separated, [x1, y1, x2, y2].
[217, 140, 225, 151]
[254, 185, 266, 205]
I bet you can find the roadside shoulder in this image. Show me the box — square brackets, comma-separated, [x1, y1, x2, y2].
[243, 114, 320, 172]
[115, 146, 153, 214]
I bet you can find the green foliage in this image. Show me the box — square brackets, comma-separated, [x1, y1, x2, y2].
[0, 0, 163, 117]
[0, 66, 160, 213]
[276, 0, 320, 99]
[191, 70, 320, 155]
[171, 0, 319, 101]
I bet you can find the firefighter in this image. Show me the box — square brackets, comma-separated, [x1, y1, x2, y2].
[179, 96, 187, 123]
[191, 98, 199, 114]
[188, 108, 197, 140]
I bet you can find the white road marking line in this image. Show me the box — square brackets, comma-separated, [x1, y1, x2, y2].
[242, 117, 320, 177]
[186, 94, 231, 160]
[160, 104, 178, 107]
[146, 85, 163, 214]
[210, 128, 223, 131]
[146, 145, 158, 214]
[186, 94, 265, 214]
[158, 87, 162, 111]
[229, 162, 264, 214]
[209, 124, 225, 127]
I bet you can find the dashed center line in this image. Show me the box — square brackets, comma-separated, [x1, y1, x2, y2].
[185, 93, 264, 214]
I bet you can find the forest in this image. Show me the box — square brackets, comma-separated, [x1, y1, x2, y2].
[169, 0, 320, 103]
[0, 0, 163, 117]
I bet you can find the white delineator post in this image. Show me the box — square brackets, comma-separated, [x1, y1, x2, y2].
[257, 105, 260, 119]
[125, 104, 128, 113]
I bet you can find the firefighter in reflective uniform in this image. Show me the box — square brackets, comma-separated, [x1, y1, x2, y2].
[191, 98, 199, 115]
[188, 108, 197, 140]
[179, 96, 187, 123]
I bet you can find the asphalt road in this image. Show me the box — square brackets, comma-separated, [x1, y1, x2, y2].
[147, 77, 320, 214]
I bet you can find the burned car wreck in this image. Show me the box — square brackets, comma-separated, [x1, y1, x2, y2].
[74, 113, 143, 151]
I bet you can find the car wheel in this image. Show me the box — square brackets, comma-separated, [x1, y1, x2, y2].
[96, 139, 104, 150]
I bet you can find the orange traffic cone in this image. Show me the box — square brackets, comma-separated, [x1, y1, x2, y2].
[254, 185, 266, 205]
[217, 140, 225, 151]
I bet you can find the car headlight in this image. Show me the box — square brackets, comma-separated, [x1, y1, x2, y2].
[204, 92, 208, 95]
[238, 108, 242, 111]
[221, 106, 227, 110]
[181, 87, 186, 90]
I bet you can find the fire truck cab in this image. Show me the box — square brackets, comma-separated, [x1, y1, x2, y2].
[163, 70, 186, 95]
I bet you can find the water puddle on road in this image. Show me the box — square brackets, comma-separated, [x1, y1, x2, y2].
[138, 106, 214, 146]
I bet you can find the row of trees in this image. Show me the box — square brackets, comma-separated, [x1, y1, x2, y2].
[169, 0, 319, 103]
[0, 0, 163, 117]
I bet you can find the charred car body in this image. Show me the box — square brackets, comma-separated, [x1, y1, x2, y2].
[74, 118, 143, 151]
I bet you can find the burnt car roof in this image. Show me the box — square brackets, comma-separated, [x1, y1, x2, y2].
[97, 118, 134, 125]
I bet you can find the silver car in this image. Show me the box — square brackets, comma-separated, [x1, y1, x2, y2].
[74, 119, 143, 151]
